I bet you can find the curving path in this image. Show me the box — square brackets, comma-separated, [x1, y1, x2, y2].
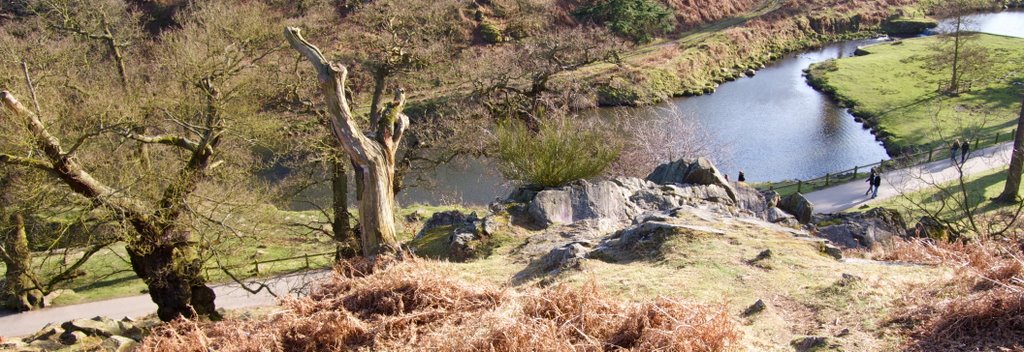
[805, 142, 1014, 214]
[0, 269, 330, 338]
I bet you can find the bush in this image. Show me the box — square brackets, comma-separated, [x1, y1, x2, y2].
[495, 118, 622, 187]
[479, 21, 505, 44]
[573, 0, 676, 43]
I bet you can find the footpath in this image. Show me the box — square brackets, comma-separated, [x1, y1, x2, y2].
[0, 269, 329, 337]
[805, 142, 1014, 213]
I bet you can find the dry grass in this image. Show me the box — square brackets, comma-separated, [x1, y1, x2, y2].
[140, 256, 740, 351]
[882, 238, 1024, 351]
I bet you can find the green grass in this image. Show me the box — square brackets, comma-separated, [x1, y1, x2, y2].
[6, 203, 478, 307]
[807, 33, 1024, 151]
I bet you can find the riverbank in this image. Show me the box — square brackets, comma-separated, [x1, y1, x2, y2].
[805, 32, 1024, 154]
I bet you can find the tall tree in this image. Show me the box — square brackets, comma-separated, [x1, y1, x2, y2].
[285, 27, 409, 257]
[928, 0, 992, 96]
[996, 95, 1024, 203]
[0, 168, 43, 311]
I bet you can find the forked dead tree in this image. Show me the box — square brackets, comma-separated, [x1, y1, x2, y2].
[285, 27, 407, 257]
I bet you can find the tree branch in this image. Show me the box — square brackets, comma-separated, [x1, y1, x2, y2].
[0, 154, 54, 172]
[284, 27, 378, 167]
[122, 130, 201, 152]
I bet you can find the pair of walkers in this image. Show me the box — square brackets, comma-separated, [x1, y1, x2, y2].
[950, 139, 970, 164]
[864, 168, 882, 199]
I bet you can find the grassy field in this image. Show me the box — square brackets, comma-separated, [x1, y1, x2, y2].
[4, 204, 476, 307]
[807, 33, 1024, 152]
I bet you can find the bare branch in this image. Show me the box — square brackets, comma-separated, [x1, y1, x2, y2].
[0, 153, 54, 172]
[122, 130, 201, 152]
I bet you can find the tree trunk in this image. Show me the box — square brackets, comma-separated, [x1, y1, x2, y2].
[997, 96, 1024, 203]
[332, 158, 358, 259]
[126, 226, 217, 321]
[2, 213, 44, 311]
[286, 27, 403, 257]
[357, 161, 398, 256]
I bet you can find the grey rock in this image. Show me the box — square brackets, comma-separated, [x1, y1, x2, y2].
[59, 330, 87, 345]
[821, 243, 843, 260]
[791, 336, 830, 351]
[742, 299, 766, 316]
[761, 190, 781, 208]
[539, 242, 590, 273]
[779, 193, 814, 224]
[646, 157, 737, 202]
[415, 210, 479, 240]
[766, 207, 795, 223]
[61, 316, 122, 337]
[527, 180, 633, 227]
[25, 323, 63, 342]
[482, 215, 504, 236]
[101, 336, 139, 352]
[816, 207, 906, 248]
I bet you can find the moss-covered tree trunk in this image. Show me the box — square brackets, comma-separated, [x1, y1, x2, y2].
[332, 158, 358, 259]
[126, 224, 216, 321]
[1, 212, 44, 311]
[997, 96, 1024, 203]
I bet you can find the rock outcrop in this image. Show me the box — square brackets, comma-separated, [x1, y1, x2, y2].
[645, 157, 737, 202]
[412, 210, 487, 262]
[813, 207, 906, 248]
[11, 316, 146, 351]
[779, 193, 814, 224]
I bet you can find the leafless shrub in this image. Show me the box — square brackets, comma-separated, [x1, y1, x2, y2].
[610, 105, 730, 178]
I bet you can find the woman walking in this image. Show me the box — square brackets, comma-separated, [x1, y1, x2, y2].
[951, 139, 961, 163]
[871, 173, 882, 199]
[865, 168, 876, 196]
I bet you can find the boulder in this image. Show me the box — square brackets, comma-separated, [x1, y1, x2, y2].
[415, 211, 479, 240]
[539, 242, 590, 273]
[646, 158, 737, 202]
[815, 207, 906, 248]
[527, 180, 633, 227]
[791, 336, 831, 352]
[909, 216, 950, 240]
[59, 330, 87, 345]
[742, 299, 766, 316]
[61, 316, 122, 337]
[779, 193, 814, 224]
[25, 323, 63, 342]
[766, 207, 796, 224]
[101, 336, 139, 352]
[821, 243, 843, 260]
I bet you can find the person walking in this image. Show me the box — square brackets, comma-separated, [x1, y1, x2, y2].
[871, 173, 882, 199]
[865, 168, 876, 196]
[961, 139, 970, 164]
[950, 139, 961, 163]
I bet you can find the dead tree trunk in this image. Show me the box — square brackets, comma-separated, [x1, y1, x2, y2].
[0, 91, 219, 321]
[997, 95, 1024, 203]
[1, 168, 44, 311]
[331, 158, 358, 259]
[285, 27, 407, 257]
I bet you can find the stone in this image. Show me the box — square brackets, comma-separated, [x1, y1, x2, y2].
[766, 207, 795, 223]
[415, 210, 479, 240]
[779, 193, 814, 224]
[539, 242, 589, 273]
[821, 243, 843, 260]
[816, 207, 906, 248]
[909, 216, 949, 240]
[744, 68, 756, 77]
[25, 323, 63, 342]
[101, 336, 139, 352]
[61, 316, 123, 337]
[760, 190, 781, 208]
[527, 180, 633, 228]
[791, 336, 830, 351]
[752, 249, 772, 262]
[59, 330, 87, 345]
[646, 158, 737, 202]
[742, 299, 766, 316]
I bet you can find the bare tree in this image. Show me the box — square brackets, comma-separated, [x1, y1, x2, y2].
[927, 0, 992, 96]
[610, 105, 730, 178]
[285, 27, 408, 257]
[996, 95, 1024, 203]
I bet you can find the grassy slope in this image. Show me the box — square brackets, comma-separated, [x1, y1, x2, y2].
[430, 211, 947, 350]
[807, 34, 1024, 151]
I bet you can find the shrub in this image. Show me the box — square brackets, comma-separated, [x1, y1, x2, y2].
[573, 0, 676, 43]
[479, 21, 504, 44]
[495, 117, 622, 187]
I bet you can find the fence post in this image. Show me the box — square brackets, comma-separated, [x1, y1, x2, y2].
[797, 180, 803, 193]
[852, 165, 859, 180]
[974, 138, 979, 150]
[927, 147, 933, 162]
[253, 259, 260, 275]
[305, 253, 310, 268]
[825, 173, 830, 186]
[995, 133, 1000, 144]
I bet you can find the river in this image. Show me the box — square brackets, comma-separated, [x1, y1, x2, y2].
[309, 10, 1024, 208]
